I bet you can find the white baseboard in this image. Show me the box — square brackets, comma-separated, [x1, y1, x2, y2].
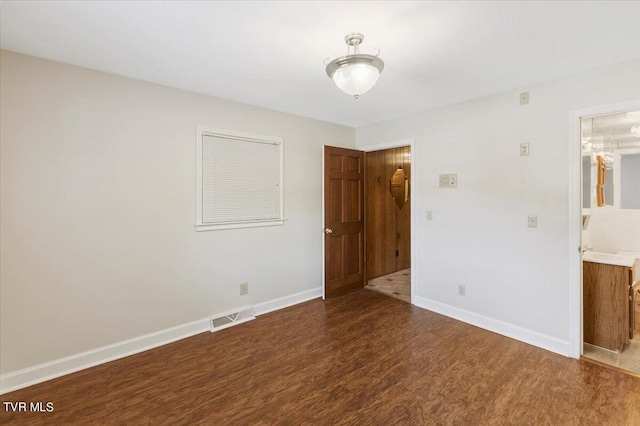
[0, 287, 322, 395]
[0, 317, 210, 395]
[254, 287, 322, 316]
[413, 296, 571, 357]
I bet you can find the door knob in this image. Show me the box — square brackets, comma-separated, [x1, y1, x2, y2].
[324, 227, 333, 234]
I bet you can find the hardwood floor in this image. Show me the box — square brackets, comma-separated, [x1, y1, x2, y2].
[2, 289, 639, 425]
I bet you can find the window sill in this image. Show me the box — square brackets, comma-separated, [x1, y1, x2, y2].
[195, 219, 285, 232]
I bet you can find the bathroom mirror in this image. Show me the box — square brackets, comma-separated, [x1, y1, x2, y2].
[390, 167, 409, 209]
[581, 111, 640, 210]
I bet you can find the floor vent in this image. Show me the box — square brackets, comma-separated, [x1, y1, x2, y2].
[210, 307, 255, 332]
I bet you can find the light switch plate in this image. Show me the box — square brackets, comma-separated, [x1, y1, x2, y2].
[528, 215, 538, 228]
[439, 174, 457, 188]
[427, 210, 433, 220]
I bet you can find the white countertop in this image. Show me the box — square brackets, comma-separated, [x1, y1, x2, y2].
[583, 251, 636, 268]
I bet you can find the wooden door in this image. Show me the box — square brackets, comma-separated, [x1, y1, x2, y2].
[324, 146, 365, 298]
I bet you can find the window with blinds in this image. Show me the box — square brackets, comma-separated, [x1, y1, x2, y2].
[196, 126, 284, 231]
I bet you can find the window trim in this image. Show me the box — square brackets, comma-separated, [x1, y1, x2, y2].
[195, 125, 284, 231]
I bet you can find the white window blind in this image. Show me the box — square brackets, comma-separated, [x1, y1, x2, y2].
[196, 127, 284, 231]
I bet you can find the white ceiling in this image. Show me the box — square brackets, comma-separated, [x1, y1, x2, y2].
[2, 1, 640, 127]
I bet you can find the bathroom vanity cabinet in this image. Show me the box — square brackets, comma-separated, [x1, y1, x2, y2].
[583, 261, 635, 351]
[632, 281, 639, 338]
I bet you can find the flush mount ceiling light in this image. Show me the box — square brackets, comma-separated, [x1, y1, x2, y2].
[326, 33, 384, 99]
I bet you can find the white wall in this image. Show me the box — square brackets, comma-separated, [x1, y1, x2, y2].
[356, 58, 640, 353]
[583, 209, 640, 255]
[0, 51, 355, 374]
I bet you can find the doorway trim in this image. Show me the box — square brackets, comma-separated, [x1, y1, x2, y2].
[359, 138, 416, 305]
[568, 99, 640, 359]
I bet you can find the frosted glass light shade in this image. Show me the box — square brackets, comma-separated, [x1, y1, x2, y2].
[326, 54, 384, 98]
[331, 63, 380, 97]
[325, 33, 384, 99]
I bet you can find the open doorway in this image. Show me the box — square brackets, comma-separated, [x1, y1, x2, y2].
[364, 146, 411, 303]
[322, 139, 415, 303]
[579, 108, 640, 375]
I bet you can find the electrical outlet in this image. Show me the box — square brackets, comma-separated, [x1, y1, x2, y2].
[528, 215, 538, 228]
[520, 143, 530, 156]
[520, 91, 529, 105]
[240, 282, 249, 295]
[458, 284, 466, 296]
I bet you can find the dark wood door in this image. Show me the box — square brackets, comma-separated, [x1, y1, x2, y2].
[324, 146, 365, 298]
